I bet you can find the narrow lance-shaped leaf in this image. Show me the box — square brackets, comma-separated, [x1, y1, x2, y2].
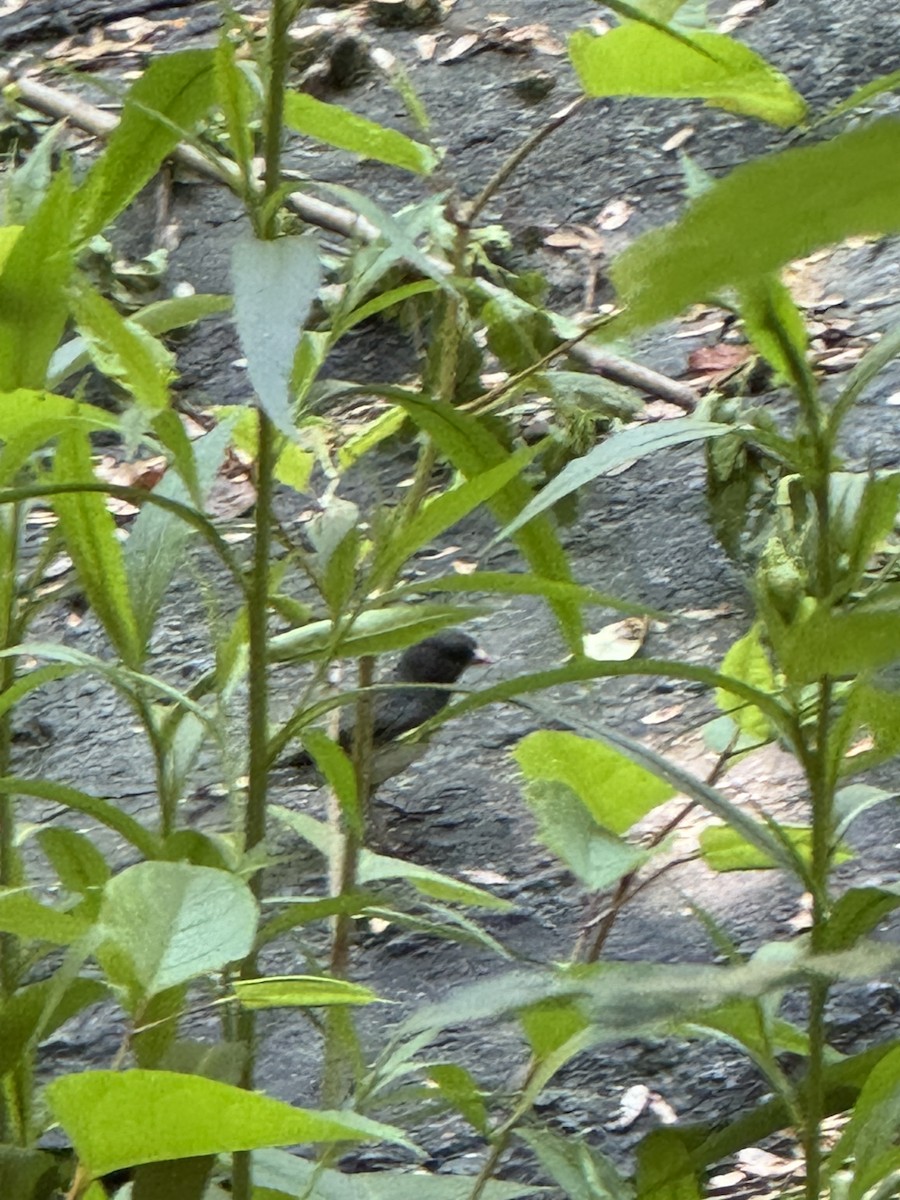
[493, 418, 730, 544]
[389, 394, 583, 651]
[737, 274, 808, 382]
[369, 445, 540, 588]
[268, 603, 487, 663]
[0, 777, 161, 859]
[125, 420, 234, 648]
[46, 1070, 411, 1179]
[0, 166, 74, 390]
[69, 281, 173, 412]
[51, 428, 143, 667]
[75, 50, 217, 241]
[214, 34, 257, 189]
[390, 569, 655, 617]
[284, 93, 437, 175]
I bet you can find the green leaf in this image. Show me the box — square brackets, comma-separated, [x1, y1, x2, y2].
[520, 1126, 631, 1200]
[338, 406, 408, 470]
[821, 68, 900, 125]
[0, 776, 161, 858]
[0, 1145, 66, 1200]
[47, 294, 230, 391]
[782, 607, 900, 683]
[214, 34, 257, 185]
[715, 626, 776, 741]
[232, 233, 321, 435]
[636, 1128, 700, 1200]
[0, 167, 74, 389]
[389, 393, 582, 650]
[685, 1039, 900, 1172]
[426, 1065, 489, 1135]
[833, 783, 897, 839]
[257, 893, 375, 947]
[51, 428, 143, 666]
[737, 273, 808, 381]
[362, 902, 511, 958]
[37, 828, 111, 894]
[831, 1045, 900, 1200]
[359, 850, 511, 910]
[391, 569, 654, 617]
[125, 420, 233, 647]
[250, 1147, 544, 1200]
[404, 953, 856, 1045]
[0, 390, 119, 485]
[611, 118, 900, 331]
[520, 779, 648, 891]
[831, 472, 900, 597]
[75, 50, 217, 241]
[537, 369, 643, 420]
[46, 1069, 411, 1177]
[0, 889, 92, 944]
[0, 976, 108, 1077]
[68, 283, 173, 411]
[283, 93, 437, 175]
[233, 976, 378, 1009]
[314, 183, 451, 292]
[269, 603, 487, 663]
[515, 730, 675, 834]
[699, 824, 853, 871]
[823, 886, 900, 952]
[0, 663, 75, 723]
[569, 24, 805, 125]
[5, 122, 62, 223]
[830, 323, 900, 435]
[299, 730, 361, 836]
[370, 445, 540, 587]
[482, 289, 558, 373]
[493, 419, 730, 544]
[97, 862, 258, 999]
[441, 665, 794, 869]
[334, 279, 441, 342]
[840, 684, 900, 774]
[519, 999, 591, 1061]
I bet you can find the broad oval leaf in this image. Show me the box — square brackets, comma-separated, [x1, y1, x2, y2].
[611, 118, 900, 331]
[98, 861, 258, 997]
[570, 25, 806, 125]
[515, 729, 675, 834]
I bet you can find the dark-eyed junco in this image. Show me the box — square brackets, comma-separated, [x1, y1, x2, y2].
[289, 629, 491, 778]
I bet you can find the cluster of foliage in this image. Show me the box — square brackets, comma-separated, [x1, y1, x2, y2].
[1, 0, 900, 1197]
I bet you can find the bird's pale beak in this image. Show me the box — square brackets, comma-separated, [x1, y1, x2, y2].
[471, 645, 493, 666]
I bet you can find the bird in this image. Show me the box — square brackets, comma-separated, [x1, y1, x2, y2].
[287, 629, 491, 779]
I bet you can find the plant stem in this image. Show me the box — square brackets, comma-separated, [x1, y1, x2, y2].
[232, 370, 278, 1200]
[259, 0, 290, 239]
[233, 2, 291, 1189]
[0, 506, 24, 1143]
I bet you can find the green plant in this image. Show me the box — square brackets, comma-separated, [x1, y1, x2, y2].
[0, 1, 899, 1198]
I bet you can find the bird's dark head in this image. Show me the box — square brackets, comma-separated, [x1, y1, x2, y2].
[395, 629, 491, 684]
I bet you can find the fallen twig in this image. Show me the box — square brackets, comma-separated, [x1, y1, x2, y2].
[1, 67, 700, 410]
